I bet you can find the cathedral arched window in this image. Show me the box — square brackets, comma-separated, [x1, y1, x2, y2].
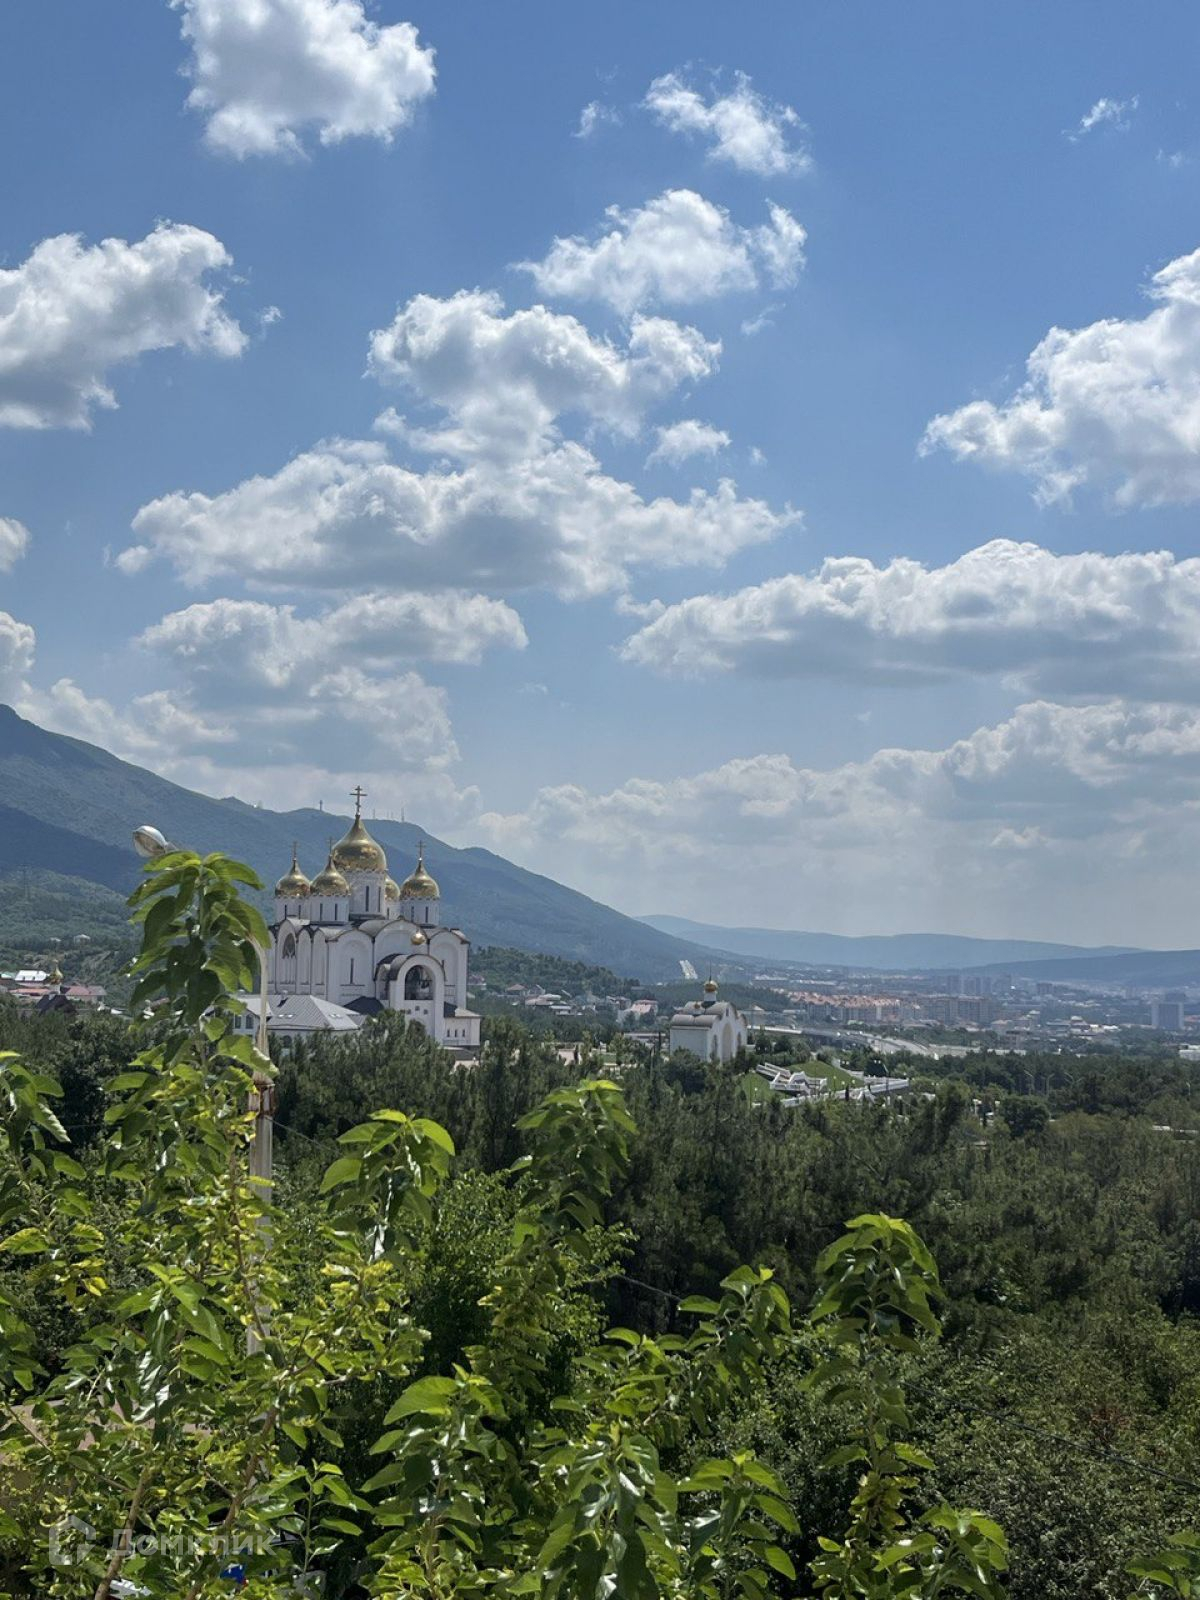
[404, 964, 434, 1001]
[281, 934, 297, 983]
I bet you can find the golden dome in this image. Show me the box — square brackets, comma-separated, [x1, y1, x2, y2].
[399, 843, 440, 900]
[331, 816, 387, 875]
[311, 849, 350, 897]
[330, 790, 387, 874]
[410, 928, 427, 946]
[275, 845, 311, 898]
[703, 978, 719, 995]
[384, 876, 400, 902]
[47, 960, 63, 986]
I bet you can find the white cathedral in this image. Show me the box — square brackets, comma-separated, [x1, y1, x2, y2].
[267, 789, 481, 1052]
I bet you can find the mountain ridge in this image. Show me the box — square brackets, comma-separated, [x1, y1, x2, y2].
[640, 914, 1145, 973]
[5, 705, 1178, 986]
[0, 706, 719, 980]
[970, 948, 1200, 986]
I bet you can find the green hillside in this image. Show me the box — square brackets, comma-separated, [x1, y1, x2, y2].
[471, 947, 638, 997]
[0, 871, 129, 948]
[0, 705, 714, 980]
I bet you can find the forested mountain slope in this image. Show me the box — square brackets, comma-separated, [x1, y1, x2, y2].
[0, 705, 716, 979]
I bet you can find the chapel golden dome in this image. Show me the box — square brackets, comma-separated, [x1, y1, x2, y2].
[399, 842, 440, 900]
[275, 845, 312, 898]
[330, 788, 388, 875]
[703, 978, 719, 995]
[384, 876, 400, 902]
[311, 850, 350, 897]
[47, 960, 63, 986]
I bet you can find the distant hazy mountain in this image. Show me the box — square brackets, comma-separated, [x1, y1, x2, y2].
[0, 706, 714, 981]
[976, 948, 1200, 987]
[640, 915, 1143, 972]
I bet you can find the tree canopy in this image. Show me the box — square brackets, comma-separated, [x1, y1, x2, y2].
[0, 852, 1194, 1598]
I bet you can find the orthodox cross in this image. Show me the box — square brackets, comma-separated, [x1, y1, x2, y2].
[350, 785, 367, 817]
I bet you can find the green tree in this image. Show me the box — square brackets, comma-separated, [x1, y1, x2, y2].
[1000, 1096, 1050, 1140]
[1129, 1533, 1200, 1596]
[0, 850, 1033, 1598]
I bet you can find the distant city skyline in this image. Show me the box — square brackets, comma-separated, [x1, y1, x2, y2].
[4, 1, 1200, 944]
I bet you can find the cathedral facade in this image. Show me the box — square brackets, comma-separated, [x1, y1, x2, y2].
[268, 791, 481, 1052]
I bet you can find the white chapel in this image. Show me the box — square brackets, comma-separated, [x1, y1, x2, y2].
[267, 789, 481, 1053]
[668, 979, 749, 1063]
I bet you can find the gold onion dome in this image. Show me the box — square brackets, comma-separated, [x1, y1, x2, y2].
[311, 850, 350, 897]
[384, 876, 400, 902]
[331, 813, 388, 875]
[399, 843, 440, 900]
[47, 961, 63, 986]
[410, 928, 427, 946]
[703, 978, 719, 995]
[275, 846, 311, 898]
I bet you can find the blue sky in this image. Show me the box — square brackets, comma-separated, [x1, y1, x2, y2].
[4, 0, 1200, 943]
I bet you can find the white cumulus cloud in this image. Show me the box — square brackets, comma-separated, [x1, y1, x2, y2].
[921, 246, 1200, 507]
[134, 594, 489, 780]
[141, 591, 527, 680]
[124, 288, 794, 599]
[645, 70, 811, 176]
[0, 224, 246, 429]
[18, 670, 475, 822]
[172, 0, 436, 158]
[368, 289, 719, 458]
[122, 436, 793, 601]
[2, 587, 475, 817]
[476, 698, 1200, 942]
[622, 539, 1200, 701]
[0, 519, 30, 572]
[0, 611, 35, 701]
[520, 189, 806, 316]
[17, 597, 476, 815]
[647, 419, 730, 467]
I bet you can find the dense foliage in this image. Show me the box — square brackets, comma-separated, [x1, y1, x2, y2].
[0, 853, 1017, 1599]
[469, 947, 637, 1000]
[0, 871, 132, 971]
[0, 856, 1196, 1596]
